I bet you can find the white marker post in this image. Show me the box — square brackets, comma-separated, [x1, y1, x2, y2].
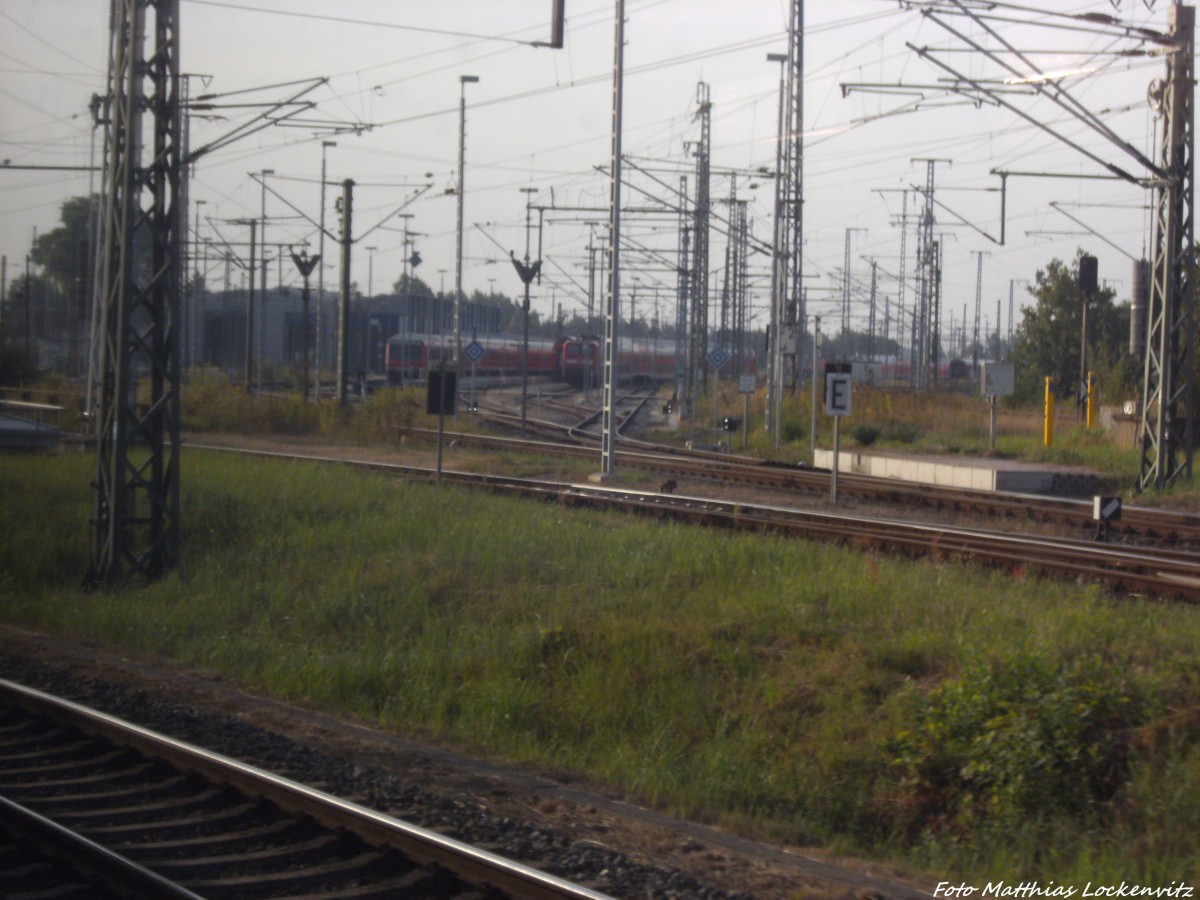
[824, 363, 852, 503]
[739, 374, 756, 450]
[981, 361, 1015, 452]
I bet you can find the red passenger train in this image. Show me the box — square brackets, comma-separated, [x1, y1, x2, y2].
[385, 334, 588, 385]
[384, 333, 755, 387]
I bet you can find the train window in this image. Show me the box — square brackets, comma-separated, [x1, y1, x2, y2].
[390, 342, 421, 362]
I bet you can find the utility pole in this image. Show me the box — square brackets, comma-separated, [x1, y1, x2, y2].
[868, 259, 878, 361]
[190, 198, 206, 371]
[454, 74, 479, 409]
[784, 0, 805, 393]
[595, 0, 626, 480]
[396, 213, 415, 337]
[336, 179, 353, 406]
[290, 249, 319, 402]
[1138, 3, 1195, 491]
[515, 187, 540, 433]
[767, 51, 787, 442]
[257, 169, 273, 393]
[841, 227, 865, 357]
[24, 254, 30, 358]
[316, 140, 336, 402]
[240, 219, 257, 388]
[913, 159, 949, 390]
[686, 82, 712, 418]
[1008, 279, 1016, 351]
[675, 179, 690, 397]
[86, 0, 181, 586]
[1079, 254, 1098, 420]
[973, 250, 988, 377]
[898, 191, 909, 379]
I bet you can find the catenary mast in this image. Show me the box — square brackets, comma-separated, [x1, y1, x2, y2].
[87, 0, 183, 586]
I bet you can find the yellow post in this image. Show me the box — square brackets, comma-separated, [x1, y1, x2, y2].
[1086, 371, 1096, 430]
[1044, 376, 1054, 447]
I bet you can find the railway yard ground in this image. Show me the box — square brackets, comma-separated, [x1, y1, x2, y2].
[4, 383, 1200, 896]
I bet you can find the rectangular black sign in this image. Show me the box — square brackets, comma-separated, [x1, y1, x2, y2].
[426, 371, 458, 415]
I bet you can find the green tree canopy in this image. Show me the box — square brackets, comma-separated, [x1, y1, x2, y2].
[1008, 251, 1134, 404]
[391, 272, 434, 298]
[30, 196, 94, 298]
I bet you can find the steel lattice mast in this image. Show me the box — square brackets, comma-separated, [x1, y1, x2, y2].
[783, 0, 804, 391]
[86, 0, 182, 586]
[685, 82, 712, 416]
[1138, 3, 1195, 492]
[597, 0, 625, 478]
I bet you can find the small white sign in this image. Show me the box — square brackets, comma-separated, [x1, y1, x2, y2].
[982, 361, 1015, 397]
[825, 373, 852, 416]
[739, 375, 756, 393]
[707, 347, 731, 370]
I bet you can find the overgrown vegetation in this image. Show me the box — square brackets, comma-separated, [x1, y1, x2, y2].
[4, 451, 1200, 883]
[182, 371, 425, 443]
[887, 655, 1146, 835]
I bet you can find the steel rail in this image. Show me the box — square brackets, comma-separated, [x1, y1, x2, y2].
[545, 482, 1200, 599]
[0, 678, 611, 900]
[392, 426, 1200, 545]
[460, 389, 1200, 541]
[0, 793, 204, 899]
[190, 444, 1200, 601]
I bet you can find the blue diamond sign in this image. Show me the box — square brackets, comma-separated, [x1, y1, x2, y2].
[706, 346, 731, 370]
[463, 341, 485, 363]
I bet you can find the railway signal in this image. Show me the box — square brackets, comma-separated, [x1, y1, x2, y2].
[290, 250, 320, 402]
[1093, 496, 1122, 542]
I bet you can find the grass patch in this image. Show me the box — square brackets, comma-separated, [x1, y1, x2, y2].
[3, 451, 1200, 883]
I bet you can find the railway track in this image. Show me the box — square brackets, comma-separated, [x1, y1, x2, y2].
[0, 678, 608, 899]
[191, 443, 1200, 602]
[396, 424, 1200, 547]
[472, 385, 657, 445]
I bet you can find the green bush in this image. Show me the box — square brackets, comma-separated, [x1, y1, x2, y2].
[0, 340, 39, 384]
[781, 420, 806, 443]
[850, 423, 881, 446]
[882, 422, 919, 444]
[886, 654, 1147, 837]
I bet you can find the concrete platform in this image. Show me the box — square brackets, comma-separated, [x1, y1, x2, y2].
[813, 448, 1103, 497]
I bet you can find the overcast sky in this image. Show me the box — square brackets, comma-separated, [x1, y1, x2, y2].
[0, 0, 1182, 347]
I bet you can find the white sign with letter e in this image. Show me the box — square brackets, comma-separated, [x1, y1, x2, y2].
[824, 365, 852, 417]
